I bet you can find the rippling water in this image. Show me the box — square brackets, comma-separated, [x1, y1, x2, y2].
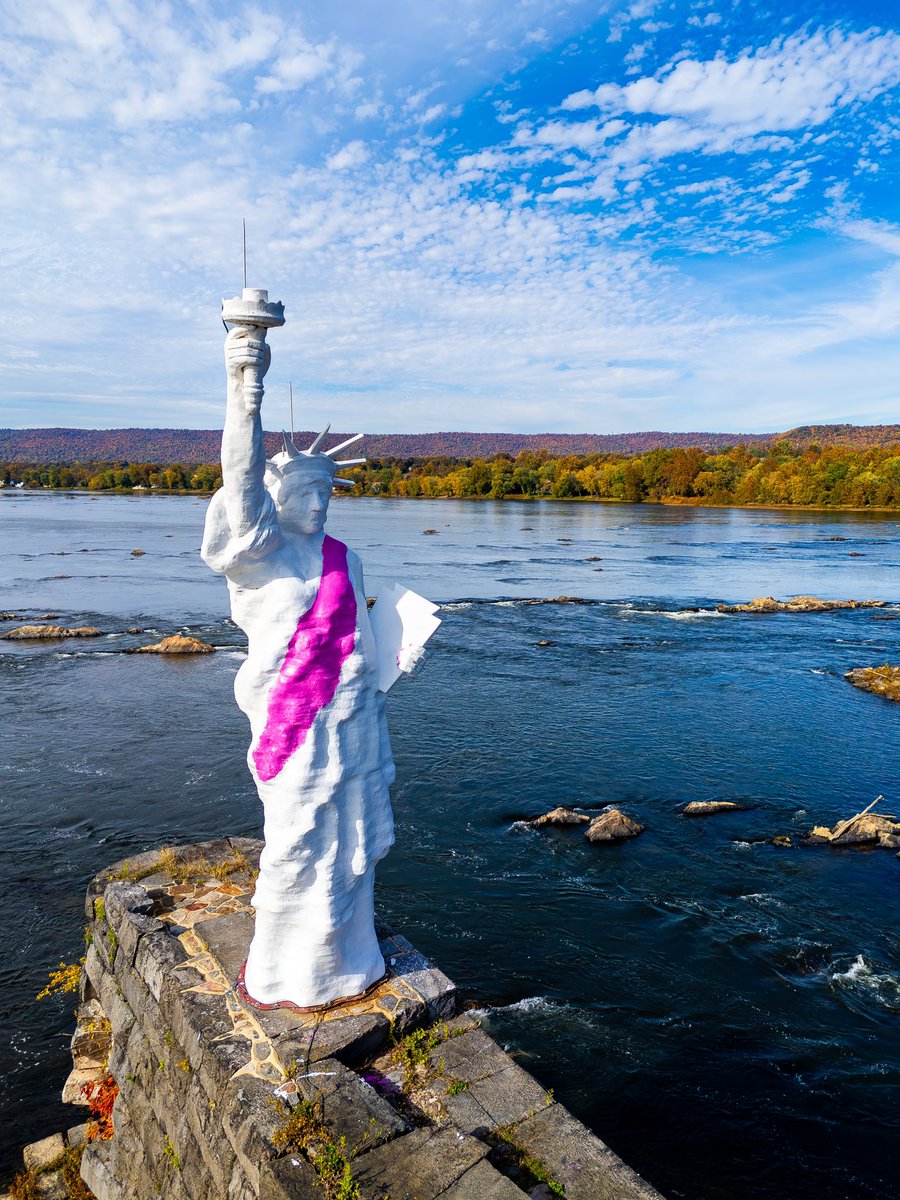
[1, 491, 899, 1198]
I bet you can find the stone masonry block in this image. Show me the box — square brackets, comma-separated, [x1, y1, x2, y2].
[103, 881, 156, 927]
[183, 1073, 236, 1194]
[383, 934, 457, 1021]
[509, 1104, 666, 1200]
[273, 1009, 392, 1069]
[439, 1063, 550, 1135]
[258, 1154, 321, 1200]
[226, 1157, 255, 1200]
[22, 1133, 65, 1174]
[101, 987, 136, 1042]
[426, 1159, 525, 1200]
[352, 1126, 489, 1200]
[196, 910, 255, 982]
[428, 1028, 515, 1084]
[117, 910, 166, 967]
[132, 928, 190, 1002]
[222, 1073, 284, 1194]
[296, 1057, 409, 1158]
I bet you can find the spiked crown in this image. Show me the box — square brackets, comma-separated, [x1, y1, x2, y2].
[264, 425, 365, 490]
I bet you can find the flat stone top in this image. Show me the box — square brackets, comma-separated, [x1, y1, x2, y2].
[92, 838, 456, 1081]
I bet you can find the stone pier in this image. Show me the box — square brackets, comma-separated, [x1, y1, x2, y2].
[7, 839, 665, 1200]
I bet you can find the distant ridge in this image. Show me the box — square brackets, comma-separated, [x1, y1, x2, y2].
[2, 424, 899, 464]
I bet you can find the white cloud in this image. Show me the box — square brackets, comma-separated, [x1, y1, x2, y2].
[2, 4, 900, 434]
[565, 27, 900, 135]
[255, 37, 335, 94]
[326, 140, 370, 170]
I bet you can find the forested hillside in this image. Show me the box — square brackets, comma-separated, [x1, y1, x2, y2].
[3, 424, 900, 465]
[6, 441, 900, 508]
[0, 426, 797, 463]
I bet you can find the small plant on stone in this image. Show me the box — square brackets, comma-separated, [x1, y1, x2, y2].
[61, 1142, 93, 1200]
[211, 848, 254, 881]
[446, 1078, 469, 1096]
[389, 1022, 455, 1091]
[272, 1099, 359, 1200]
[82, 1075, 119, 1141]
[8, 1168, 39, 1200]
[272, 1098, 324, 1153]
[489, 1127, 565, 1198]
[93, 897, 106, 922]
[312, 1139, 359, 1200]
[36, 959, 84, 1000]
[163, 1137, 181, 1172]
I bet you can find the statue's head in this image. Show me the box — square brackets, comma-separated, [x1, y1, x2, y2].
[264, 428, 364, 536]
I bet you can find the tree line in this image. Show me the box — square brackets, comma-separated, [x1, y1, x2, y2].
[5, 441, 900, 507]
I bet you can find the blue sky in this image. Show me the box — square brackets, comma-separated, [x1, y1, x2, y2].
[2, 0, 899, 434]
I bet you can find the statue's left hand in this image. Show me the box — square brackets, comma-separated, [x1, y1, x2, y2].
[397, 644, 428, 677]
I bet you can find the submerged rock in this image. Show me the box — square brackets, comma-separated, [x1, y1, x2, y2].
[771, 835, 793, 847]
[531, 806, 590, 828]
[683, 801, 746, 816]
[585, 809, 645, 842]
[131, 548, 145, 556]
[844, 665, 900, 702]
[1, 624, 101, 640]
[0, 611, 19, 620]
[806, 809, 900, 848]
[522, 595, 595, 606]
[717, 595, 885, 614]
[131, 635, 215, 655]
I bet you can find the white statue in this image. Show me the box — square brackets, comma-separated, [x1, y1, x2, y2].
[201, 290, 424, 1009]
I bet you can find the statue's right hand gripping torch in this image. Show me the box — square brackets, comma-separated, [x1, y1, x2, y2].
[221, 288, 286, 415]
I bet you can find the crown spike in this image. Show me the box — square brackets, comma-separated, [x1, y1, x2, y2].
[333, 478, 355, 488]
[281, 431, 301, 459]
[324, 432, 364, 458]
[307, 424, 331, 454]
[334, 457, 366, 467]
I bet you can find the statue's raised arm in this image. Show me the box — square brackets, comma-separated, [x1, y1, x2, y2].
[221, 325, 272, 537]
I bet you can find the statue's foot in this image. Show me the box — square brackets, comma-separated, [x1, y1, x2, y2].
[235, 959, 388, 1012]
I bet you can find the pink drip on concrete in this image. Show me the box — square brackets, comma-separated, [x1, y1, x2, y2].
[252, 534, 357, 782]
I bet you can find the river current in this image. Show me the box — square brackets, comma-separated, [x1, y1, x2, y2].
[1, 491, 898, 1199]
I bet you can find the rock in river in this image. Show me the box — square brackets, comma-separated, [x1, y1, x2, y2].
[1, 624, 101, 640]
[531, 806, 590, 827]
[807, 812, 900, 848]
[585, 809, 645, 842]
[717, 595, 885, 614]
[844, 665, 900, 702]
[683, 801, 746, 816]
[131, 635, 215, 654]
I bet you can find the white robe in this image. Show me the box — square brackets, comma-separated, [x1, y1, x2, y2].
[202, 489, 395, 1007]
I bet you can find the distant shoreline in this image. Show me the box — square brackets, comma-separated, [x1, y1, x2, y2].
[5, 487, 900, 516]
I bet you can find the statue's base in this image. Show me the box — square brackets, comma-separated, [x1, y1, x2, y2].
[234, 962, 391, 1013]
[54, 839, 664, 1200]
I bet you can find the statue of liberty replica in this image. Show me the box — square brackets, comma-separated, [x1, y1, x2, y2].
[201, 287, 431, 1010]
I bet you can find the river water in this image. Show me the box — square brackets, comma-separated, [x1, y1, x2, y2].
[1, 491, 899, 1199]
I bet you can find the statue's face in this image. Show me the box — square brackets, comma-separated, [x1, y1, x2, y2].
[273, 472, 332, 535]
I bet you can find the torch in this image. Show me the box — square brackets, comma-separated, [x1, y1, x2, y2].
[221, 287, 286, 415]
